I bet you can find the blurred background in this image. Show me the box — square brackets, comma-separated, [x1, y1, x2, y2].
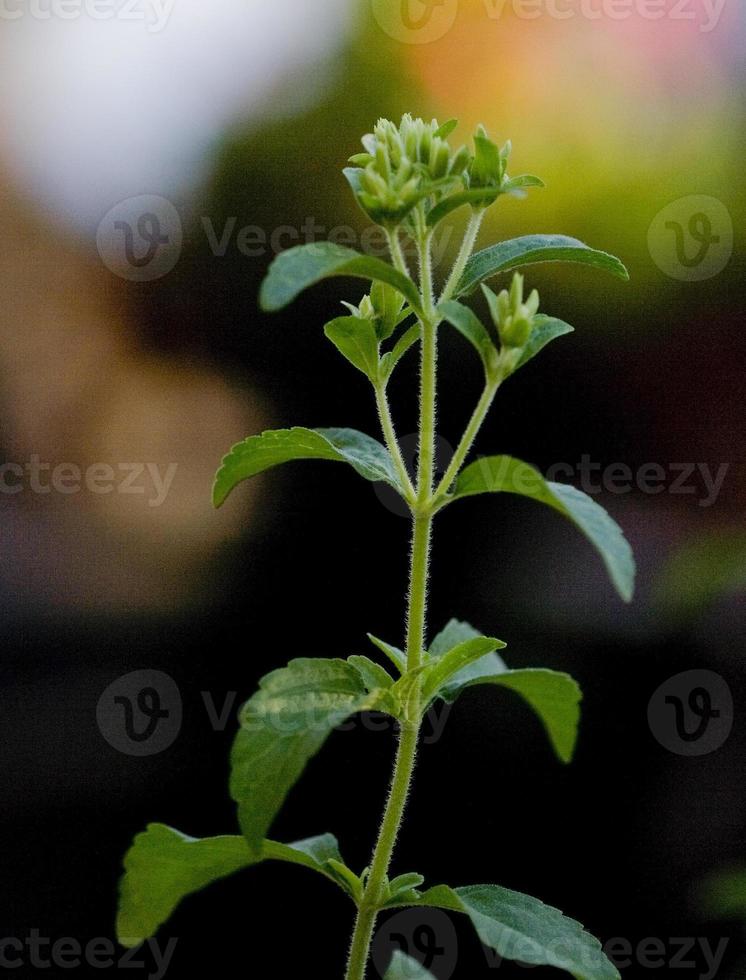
[0, 0, 744, 976]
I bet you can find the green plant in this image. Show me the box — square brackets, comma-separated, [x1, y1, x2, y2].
[116, 115, 635, 979]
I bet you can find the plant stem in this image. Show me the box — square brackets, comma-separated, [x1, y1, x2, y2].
[375, 384, 416, 502]
[386, 227, 410, 279]
[438, 208, 485, 305]
[432, 375, 500, 504]
[345, 239, 439, 979]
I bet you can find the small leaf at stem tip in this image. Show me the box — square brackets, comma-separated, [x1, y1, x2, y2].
[456, 235, 629, 297]
[449, 456, 635, 601]
[116, 824, 350, 947]
[259, 241, 422, 314]
[408, 883, 620, 980]
[212, 426, 405, 507]
[426, 187, 499, 227]
[384, 951, 437, 980]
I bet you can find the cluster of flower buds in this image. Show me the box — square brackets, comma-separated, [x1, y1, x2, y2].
[345, 114, 471, 225]
[484, 273, 540, 350]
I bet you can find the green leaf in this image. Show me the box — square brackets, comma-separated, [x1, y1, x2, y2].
[462, 668, 581, 763]
[429, 619, 507, 685]
[213, 426, 404, 507]
[424, 620, 580, 761]
[503, 174, 545, 192]
[426, 188, 499, 227]
[420, 635, 507, 704]
[434, 118, 458, 140]
[408, 884, 619, 980]
[449, 457, 635, 602]
[230, 658, 392, 851]
[259, 242, 422, 314]
[514, 314, 575, 372]
[457, 235, 629, 297]
[384, 951, 437, 980]
[380, 323, 421, 381]
[371, 280, 407, 340]
[348, 655, 396, 692]
[117, 824, 348, 947]
[367, 634, 407, 674]
[324, 316, 380, 380]
[438, 300, 496, 374]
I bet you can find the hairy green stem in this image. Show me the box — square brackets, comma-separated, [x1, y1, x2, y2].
[438, 208, 485, 304]
[432, 375, 501, 505]
[375, 384, 415, 502]
[344, 232, 439, 980]
[386, 226, 410, 279]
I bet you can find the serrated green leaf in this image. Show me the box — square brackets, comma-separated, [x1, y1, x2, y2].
[368, 634, 407, 674]
[420, 635, 507, 704]
[213, 426, 404, 507]
[456, 235, 629, 297]
[348, 655, 396, 692]
[380, 323, 421, 381]
[438, 299, 496, 374]
[230, 658, 391, 850]
[409, 884, 620, 980]
[448, 457, 635, 602]
[384, 951, 437, 980]
[324, 316, 381, 380]
[116, 824, 348, 947]
[259, 242, 422, 314]
[514, 314, 574, 372]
